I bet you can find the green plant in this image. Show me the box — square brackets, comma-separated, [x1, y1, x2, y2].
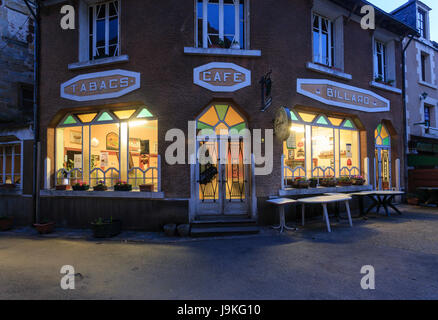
[72, 181, 90, 191]
[114, 181, 132, 191]
[338, 176, 352, 183]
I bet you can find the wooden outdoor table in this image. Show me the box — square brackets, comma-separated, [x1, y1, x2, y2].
[365, 191, 405, 216]
[298, 195, 353, 233]
[266, 198, 298, 233]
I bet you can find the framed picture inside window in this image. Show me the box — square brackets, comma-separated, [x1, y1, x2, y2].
[106, 132, 119, 150]
[70, 130, 82, 145]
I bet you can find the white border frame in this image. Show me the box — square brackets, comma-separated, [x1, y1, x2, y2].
[297, 78, 390, 113]
[60, 69, 141, 102]
[193, 62, 251, 92]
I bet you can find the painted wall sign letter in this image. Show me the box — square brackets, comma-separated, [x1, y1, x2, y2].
[297, 79, 390, 112]
[193, 62, 251, 92]
[61, 69, 140, 102]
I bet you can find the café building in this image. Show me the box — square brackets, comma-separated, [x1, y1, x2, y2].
[29, 0, 416, 230]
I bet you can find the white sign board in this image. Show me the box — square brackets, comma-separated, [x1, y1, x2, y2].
[193, 62, 251, 92]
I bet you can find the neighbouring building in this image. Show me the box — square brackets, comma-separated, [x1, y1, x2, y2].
[392, 0, 438, 192]
[35, 0, 416, 231]
[0, 0, 35, 224]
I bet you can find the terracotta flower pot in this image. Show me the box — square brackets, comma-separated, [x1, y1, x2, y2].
[0, 217, 13, 231]
[56, 185, 69, 191]
[407, 198, 419, 205]
[33, 222, 55, 234]
[139, 184, 154, 192]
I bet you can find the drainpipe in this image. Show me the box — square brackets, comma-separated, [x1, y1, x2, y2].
[402, 35, 414, 196]
[24, 0, 40, 224]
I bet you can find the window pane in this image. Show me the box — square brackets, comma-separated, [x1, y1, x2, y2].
[90, 123, 120, 187]
[312, 126, 334, 177]
[224, 1, 235, 35]
[128, 120, 158, 190]
[109, 17, 118, 45]
[197, 1, 203, 47]
[207, 1, 219, 34]
[56, 127, 83, 185]
[96, 4, 105, 19]
[313, 30, 320, 62]
[284, 124, 306, 171]
[96, 19, 105, 48]
[340, 130, 359, 174]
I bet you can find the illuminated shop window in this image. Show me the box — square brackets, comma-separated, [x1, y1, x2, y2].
[56, 107, 159, 191]
[0, 144, 22, 188]
[283, 110, 360, 184]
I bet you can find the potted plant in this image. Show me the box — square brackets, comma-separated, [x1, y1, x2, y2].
[293, 177, 309, 189]
[72, 181, 90, 191]
[114, 181, 132, 191]
[0, 215, 13, 231]
[139, 184, 154, 192]
[33, 220, 55, 234]
[93, 180, 108, 191]
[320, 177, 336, 187]
[0, 183, 16, 190]
[230, 40, 240, 49]
[309, 178, 318, 188]
[55, 184, 69, 190]
[91, 217, 122, 238]
[352, 175, 365, 185]
[337, 176, 353, 186]
[211, 39, 225, 49]
[407, 193, 419, 205]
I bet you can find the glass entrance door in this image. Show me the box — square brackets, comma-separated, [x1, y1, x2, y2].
[196, 137, 248, 215]
[375, 148, 391, 190]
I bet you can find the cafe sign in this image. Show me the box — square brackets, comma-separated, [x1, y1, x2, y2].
[61, 69, 140, 102]
[194, 62, 251, 92]
[297, 79, 390, 113]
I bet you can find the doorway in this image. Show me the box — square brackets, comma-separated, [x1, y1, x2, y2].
[194, 103, 249, 216]
[374, 124, 391, 190]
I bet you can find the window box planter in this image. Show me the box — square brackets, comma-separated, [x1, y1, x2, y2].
[337, 177, 353, 187]
[93, 185, 108, 191]
[91, 219, 122, 238]
[320, 179, 336, 187]
[114, 183, 132, 191]
[55, 185, 69, 191]
[139, 184, 154, 192]
[352, 178, 365, 186]
[33, 222, 55, 234]
[0, 216, 13, 231]
[0, 183, 16, 190]
[72, 184, 90, 191]
[309, 179, 318, 188]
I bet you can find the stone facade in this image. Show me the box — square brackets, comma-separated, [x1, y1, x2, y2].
[0, 0, 34, 125]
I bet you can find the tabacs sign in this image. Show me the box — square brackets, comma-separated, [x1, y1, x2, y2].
[61, 69, 140, 102]
[297, 79, 390, 113]
[193, 62, 251, 92]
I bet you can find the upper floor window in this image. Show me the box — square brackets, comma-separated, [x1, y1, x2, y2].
[89, 0, 120, 60]
[420, 51, 432, 83]
[313, 14, 334, 67]
[417, 9, 426, 38]
[374, 41, 387, 82]
[196, 0, 246, 49]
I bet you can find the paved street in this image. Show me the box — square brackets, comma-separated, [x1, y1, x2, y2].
[1, 205, 438, 300]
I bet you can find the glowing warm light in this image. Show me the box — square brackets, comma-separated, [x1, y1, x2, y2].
[290, 126, 305, 133]
[129, 120, 148, 128]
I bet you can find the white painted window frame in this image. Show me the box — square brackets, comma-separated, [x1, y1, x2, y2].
[88, 0, 121, 61]
[281, 111, 361, 186]
[312, 13, 334, 67]
[374, 40, 387, 81]
[417, 8, 426, 39]
[195, 0, 248, 49]
[55, 109, 161, 192]
[0, 142, 23, 190]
